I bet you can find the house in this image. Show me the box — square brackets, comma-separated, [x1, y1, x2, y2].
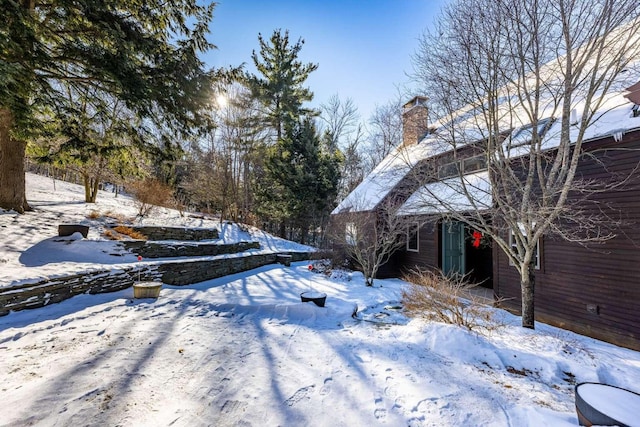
[331, 72, 640, 350]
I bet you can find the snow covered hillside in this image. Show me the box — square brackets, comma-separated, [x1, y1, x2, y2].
[1, 174, 639, 426]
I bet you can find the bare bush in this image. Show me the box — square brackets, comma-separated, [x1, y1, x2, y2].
[402, 269, 501, 332]
[113, 225, 147, 240]
[102, 229, 121, 240]
[128, 178, 174, 217]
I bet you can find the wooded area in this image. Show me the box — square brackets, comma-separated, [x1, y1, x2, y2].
[1, 2, 404, 245]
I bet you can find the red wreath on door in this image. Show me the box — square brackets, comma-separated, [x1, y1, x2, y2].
[472, 231, 482, 248]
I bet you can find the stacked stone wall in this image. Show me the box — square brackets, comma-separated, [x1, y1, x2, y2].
[122, 241, 260, 258]
[126, 226, 219, 241]
[0, 252, 311, 315]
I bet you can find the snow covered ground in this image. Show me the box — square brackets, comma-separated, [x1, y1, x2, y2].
[1, 174, 640, 426]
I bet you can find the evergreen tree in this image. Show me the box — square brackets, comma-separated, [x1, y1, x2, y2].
[28, 86, 147, 203]
[247, 29, 318, 141]
[256, 117, 341, 243]
[0, 0, 220, 212]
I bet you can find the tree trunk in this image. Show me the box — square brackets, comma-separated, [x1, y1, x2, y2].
[83, 172, 91, 202]
[90, 176, 99, 203]
[521, 263, 536, 329]
[0, 108, 31, 213]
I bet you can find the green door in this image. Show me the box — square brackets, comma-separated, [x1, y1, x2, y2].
[442, 221, 465, 276]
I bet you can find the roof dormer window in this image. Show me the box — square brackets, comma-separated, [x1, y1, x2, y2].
[508, 118, 553, 148]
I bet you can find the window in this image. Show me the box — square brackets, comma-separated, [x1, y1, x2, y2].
[438, 155, 486, 179]
[509, 118, 553, 147]
[345, 222, 357, 246]
[437, 161, 460, 179]
[407, 222, 419, 252]
[509, 229, 540, 270]
[462, 155, 487, 174]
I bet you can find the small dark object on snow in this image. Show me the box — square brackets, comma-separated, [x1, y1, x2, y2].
[300, 291, 326, 307]
[58, 224, 89, 238]
[277, 254, 292, 266]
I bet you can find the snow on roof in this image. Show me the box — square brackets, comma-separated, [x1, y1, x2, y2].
[331, 20, 640, 216]
[334, 67, 640, 215]
[333, 88, 640, 216]
[331, 142, 432, 214]
[398, 171, 492, 216]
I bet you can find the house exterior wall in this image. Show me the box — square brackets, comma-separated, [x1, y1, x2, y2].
[392, 220, 440, 277]
[496, 129, 640, 350]
[380, 129, 640, 350]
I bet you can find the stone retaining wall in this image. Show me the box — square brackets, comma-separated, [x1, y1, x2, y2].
[0, 252, 312, 315]
[0, 265, 161, 315]
[126, 226, 219, 241]
[158, 251, 310, 285]
[122, 241, 260, 258]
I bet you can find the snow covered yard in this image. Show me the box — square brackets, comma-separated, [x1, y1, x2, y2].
[1, 174, 640, 426]
[2, 264, 640, 426]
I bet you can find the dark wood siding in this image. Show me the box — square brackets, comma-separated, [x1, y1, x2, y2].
[496, 129, 640, 350]
[395, 220, 440, 275]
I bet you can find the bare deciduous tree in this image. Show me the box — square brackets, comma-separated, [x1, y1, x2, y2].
[332, 198, 408, 286]
[319, 95, 369, 201]
[319, 94, 360, 151]
[410, 0, 640, 328]
[181, 83, 266, 222]
[367, 99, 404, 170]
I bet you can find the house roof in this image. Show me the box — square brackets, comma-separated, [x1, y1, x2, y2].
[332, 20, 640, 217]
[333, 45, 640, 216]
[398, 170, 492, 216]
[333, 88, 640, 216]
[331, 142, 427, 214]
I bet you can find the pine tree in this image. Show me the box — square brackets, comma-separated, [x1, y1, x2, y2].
[256, 117, 341, 243]
[247, 29, 319, 142]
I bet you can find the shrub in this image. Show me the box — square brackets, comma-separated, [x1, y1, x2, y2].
[401, 268, 501, 332]
[113, 225, 147, 240]
[87, 210, 101, 219]
[128, 178, 174, 217]
[103, 229, 121, 240]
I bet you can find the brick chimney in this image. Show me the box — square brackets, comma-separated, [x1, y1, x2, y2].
[402, 96, 429, 146]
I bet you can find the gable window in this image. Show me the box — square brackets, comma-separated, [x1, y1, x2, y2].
[345, 222, 357, 246]
[462, 155, 487, 174]
[509, 118, 553, 148]
[438, 155, 487, 179]
[438, 161, 460, 179]
[509, 229, 540, 270]
[407, 222, 419, 252]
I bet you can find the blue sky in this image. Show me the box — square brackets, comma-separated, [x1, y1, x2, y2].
[204, 0, 446, 120]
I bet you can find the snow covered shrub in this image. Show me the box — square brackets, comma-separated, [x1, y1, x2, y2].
[401, 269, 498, 332]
